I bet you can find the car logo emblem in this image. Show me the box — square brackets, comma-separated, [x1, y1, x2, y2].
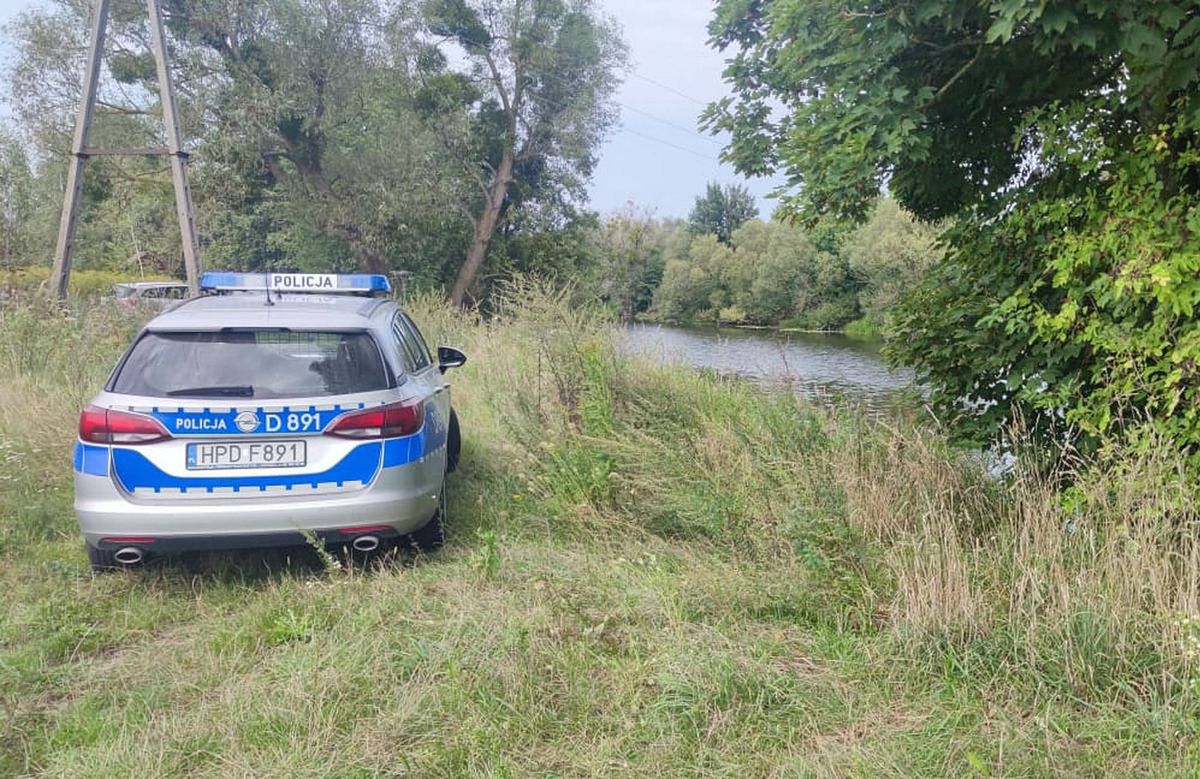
[234, 411, 259, 433]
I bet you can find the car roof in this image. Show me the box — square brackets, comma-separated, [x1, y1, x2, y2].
[145, 292, 394, 332]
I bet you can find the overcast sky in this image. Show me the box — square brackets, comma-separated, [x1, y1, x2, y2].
[0, 0, 784, 219]
[588, 0, 785, 218]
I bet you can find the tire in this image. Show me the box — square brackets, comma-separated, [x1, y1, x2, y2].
[408, 477, 447, 552]
[446, 408, 461, 474]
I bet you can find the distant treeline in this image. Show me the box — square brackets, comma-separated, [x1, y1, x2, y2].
[590, 193, 942, 336]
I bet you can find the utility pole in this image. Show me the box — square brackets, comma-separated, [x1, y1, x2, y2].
[49, 0, 201, 300]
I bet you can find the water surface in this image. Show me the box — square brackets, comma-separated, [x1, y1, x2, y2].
[622, 323, 916, 412]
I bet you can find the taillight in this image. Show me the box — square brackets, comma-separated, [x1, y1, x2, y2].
[79, 405, 171, 445]
[325, 400, 424, 439]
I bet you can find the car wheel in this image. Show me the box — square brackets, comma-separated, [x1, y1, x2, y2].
[408, 477, 447, 552]
[446, 408, 461, 474]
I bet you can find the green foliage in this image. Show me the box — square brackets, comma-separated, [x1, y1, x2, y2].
[687, 181, 758, 244]
[414, 0, 628, 302]
[0, 267, 173, 298]
[842, 199, 943, 329]
[651, 233, 731, 324]
[709, 0, 1200, 457]
[842, 317, 881, 341]
[588, 207, 678, 320]
[3, 0, 624, 298]
[0, 129, 36, 268]
[651, 220, 860, 329]
[894, 107, 1200, 455]
[707, 0, 1200, 223]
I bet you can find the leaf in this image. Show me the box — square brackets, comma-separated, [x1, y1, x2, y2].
[986, 16, 1016, 43]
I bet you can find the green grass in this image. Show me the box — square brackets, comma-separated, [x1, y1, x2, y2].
[1, 281, 1198, 776]
[842, 317, 882, 341]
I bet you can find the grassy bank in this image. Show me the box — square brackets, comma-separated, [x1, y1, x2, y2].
[1, 283, 1197, 776]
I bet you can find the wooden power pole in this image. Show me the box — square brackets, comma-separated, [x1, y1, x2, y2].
[49, 0, 201, 299]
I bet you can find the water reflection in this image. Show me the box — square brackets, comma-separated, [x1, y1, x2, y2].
[621, 323, 917, 412]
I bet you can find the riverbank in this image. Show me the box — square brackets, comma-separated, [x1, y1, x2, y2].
[639, 313, 884, 341]
[1, 284, 1196, 775]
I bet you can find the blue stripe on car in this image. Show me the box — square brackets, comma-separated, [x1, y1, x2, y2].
[384, 433, 426, 467]
[421, 403, 448, 456]
[112, 442, 385, 494]
[106, 423, 432, 494]
[73, 443, 110, 476]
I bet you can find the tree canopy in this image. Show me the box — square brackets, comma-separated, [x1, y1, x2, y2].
[418, 0, 627, 305]
[2, 0, 624, 301]
[708, 0, 1200, 458]
[687, 181, 758, 245]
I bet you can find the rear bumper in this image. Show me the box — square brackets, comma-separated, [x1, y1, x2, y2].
[91, 526, 404, 553]
[75, 456, 443, 551]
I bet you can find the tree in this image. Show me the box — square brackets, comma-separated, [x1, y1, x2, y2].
[649, 220, 857, 328]
[687, 181, 757, 244]
[651, 234, 731, 323]
[590, 206, 676, 321]
[707, 0, 1200, 457]
[842, 199, 942, 328]
[0, 129, 35, 267]
[170, 0, 464, 275]
[418, 0, 626, 306]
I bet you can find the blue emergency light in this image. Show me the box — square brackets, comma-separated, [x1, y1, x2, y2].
[200, 272, 391, 296]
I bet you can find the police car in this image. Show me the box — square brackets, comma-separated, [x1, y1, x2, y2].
[74, 272, 465, 571]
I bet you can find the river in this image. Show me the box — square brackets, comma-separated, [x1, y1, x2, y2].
[622, 323, 917, 412]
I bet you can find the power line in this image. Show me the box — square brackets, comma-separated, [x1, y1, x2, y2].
[631, 72, 711, 107]
[535, 68, 722, 147]
[620, 102, 722, 146]
[615, 124, 714, 160]
[521, 74, 719, 161]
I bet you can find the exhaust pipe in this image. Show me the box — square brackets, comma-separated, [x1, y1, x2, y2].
[351, 535, 381, 553]
[113, 546, 145, 566]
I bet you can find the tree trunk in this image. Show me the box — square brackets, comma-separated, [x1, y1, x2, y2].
[448, 148, 514, 307]
[329, 223, 388, 275]
[263, 151, 387, 275]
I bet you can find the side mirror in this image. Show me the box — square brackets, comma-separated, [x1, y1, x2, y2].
[437, 346, 467, 373]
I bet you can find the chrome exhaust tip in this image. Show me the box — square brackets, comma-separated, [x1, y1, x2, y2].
[113, 546, 145, 566]
[351, 535, 381, 553]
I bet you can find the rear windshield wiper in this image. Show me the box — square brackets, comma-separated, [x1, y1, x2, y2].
[166, 385, 255, 398]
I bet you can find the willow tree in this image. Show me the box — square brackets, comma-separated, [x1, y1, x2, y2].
[419, 0, 626, 306]
[6, 0, 469, 277]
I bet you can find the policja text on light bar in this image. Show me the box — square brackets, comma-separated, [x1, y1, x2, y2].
[199, 272, 391, 295]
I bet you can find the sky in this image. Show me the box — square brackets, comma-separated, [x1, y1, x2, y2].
[586, 0, 786, 218]
[0, 0, 785, 219]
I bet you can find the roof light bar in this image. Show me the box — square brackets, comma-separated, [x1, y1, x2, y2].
[199, 272, 391, 296]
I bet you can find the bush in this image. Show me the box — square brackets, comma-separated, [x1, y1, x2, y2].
[650, 221, 860, 327]
[0, 266, 176, 298]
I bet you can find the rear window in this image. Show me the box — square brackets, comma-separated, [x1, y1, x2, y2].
[110, 330, 391, 399]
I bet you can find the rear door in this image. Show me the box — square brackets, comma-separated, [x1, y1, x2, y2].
[389, 311, 451, 472]
[99, 328, 402, 500]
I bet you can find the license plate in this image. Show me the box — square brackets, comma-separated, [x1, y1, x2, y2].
[186, 440, 306, 470]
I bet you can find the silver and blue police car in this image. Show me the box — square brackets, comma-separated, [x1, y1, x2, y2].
[74, 272, 465, 571]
